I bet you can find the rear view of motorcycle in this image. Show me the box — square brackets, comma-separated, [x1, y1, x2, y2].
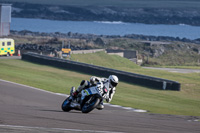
[61, 82, 109, 113]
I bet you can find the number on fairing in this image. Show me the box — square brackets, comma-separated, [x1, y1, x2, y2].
[96, 83, 103, 95]
[97, 87, 103, 95]
[89, 87, 98, 94]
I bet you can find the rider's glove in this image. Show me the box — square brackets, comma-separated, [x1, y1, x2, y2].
[104, 94, 110, 102]
[72, 90, 78, 97]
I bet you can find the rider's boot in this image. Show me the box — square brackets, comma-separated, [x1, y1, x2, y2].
[70, 87, 79, 100]
[96, 101, 104, 110]
[70, 87, 76, 96]
[71, 87, 79, 100]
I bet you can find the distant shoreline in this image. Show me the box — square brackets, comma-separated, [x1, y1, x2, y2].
[9, 2, 200, 26]
[10, 30, 200, 44]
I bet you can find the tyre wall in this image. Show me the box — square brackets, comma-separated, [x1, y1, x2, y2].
[22, 52, 181, 91]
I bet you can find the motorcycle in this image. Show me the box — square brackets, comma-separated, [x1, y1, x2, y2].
[61, 82, 109, 113]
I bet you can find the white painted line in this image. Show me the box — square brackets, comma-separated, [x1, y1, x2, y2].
[105, 103, 147, 113]
[170, 71, 179, 73]
[0, 79, 147, 113]
[0, 79, 61, 96]
[55, 93, 68, 97]
[0, 124, 124, 133]
[122, 107, 133, 110]
[105, 104, 122, 108]
[132, 109, 148, 113]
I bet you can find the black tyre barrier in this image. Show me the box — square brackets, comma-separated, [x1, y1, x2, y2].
[22, 52, 181, 91]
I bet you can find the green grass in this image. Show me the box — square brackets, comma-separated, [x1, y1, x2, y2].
[144, 50, 200, 66]
[70, 52, 200, 80]
[4, 0, 200, 9]
[0, 55, 200, 116]
[70, 51, 140, 70]
[0, 59, 93, 93]
[70, 52, 200, 94]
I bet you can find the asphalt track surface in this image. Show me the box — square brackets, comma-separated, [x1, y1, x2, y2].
[0, 80, 199, 133]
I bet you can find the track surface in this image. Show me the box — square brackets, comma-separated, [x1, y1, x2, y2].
[0, 80, 199, 133]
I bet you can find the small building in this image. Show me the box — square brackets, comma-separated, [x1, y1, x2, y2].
[106, 49, 138, 58]
[141, 41, 171, 46]
[0, 4, 12, 36]
[106, 49, 142, 65]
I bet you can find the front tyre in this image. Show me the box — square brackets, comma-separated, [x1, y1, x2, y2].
[61, 97, 71, 112]
[82, 97, 100, 113]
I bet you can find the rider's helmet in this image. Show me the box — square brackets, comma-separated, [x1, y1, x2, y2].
[108, 75, 119, 88]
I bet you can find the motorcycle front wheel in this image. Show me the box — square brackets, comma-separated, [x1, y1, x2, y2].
[82, 96, 100, 113]
[61, 97, 72, 112]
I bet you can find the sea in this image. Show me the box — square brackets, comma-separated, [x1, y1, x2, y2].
[11, 17, 200, 40]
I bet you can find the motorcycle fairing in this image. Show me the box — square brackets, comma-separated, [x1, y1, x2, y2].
[81, 86, 99, 97]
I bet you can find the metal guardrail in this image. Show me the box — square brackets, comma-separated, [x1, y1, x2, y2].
[22, 52, 181, 91]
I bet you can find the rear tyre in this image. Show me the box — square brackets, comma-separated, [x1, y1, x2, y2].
[82, 97, 100, 113]
[61, 97, 71, 112]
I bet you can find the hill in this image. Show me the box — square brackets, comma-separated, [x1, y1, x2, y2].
[4, 0, 200, 8]
[3, 0, 200, 26]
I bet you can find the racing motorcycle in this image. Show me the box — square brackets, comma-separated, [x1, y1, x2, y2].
[61, 82, 109, 113]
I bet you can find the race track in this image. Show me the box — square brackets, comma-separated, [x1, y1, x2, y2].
[0, 79, 199, 133]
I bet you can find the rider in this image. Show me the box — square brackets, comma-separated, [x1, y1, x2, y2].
[70, 75, 119, 110]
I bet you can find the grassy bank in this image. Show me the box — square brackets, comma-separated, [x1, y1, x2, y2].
[0, 54, 200, 116]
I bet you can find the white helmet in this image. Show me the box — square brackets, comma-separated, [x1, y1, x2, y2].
[108, 75, 119, 88]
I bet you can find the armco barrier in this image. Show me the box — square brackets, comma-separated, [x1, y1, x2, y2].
[22, 52, 181, 91]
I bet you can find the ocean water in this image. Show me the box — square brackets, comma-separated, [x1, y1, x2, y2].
[11, 17, 200, 40]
